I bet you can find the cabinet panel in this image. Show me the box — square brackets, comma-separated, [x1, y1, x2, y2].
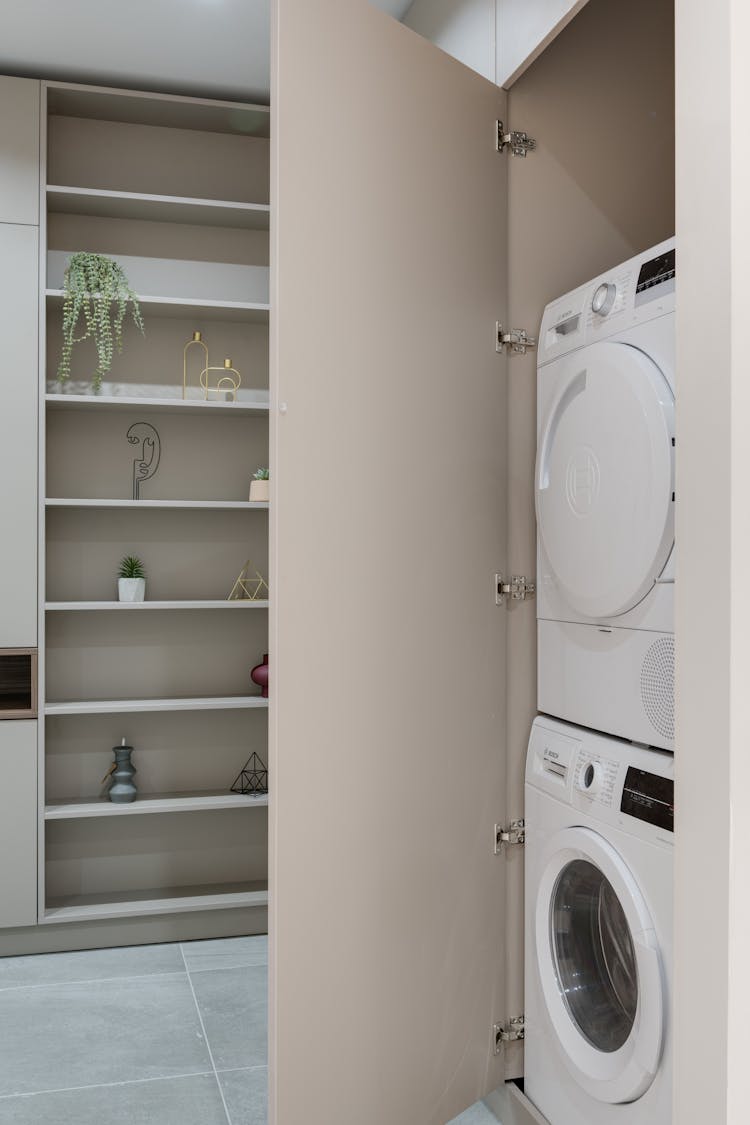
[0, 77, 40, 225]
[272, 2, 508, 1123]
[0, 722, 37, 927]
[0, 224, 38, 646]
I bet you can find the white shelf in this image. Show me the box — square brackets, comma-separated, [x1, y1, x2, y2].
[45, 600, 269, 611]
[45, 695, 269, 716]
[47, 185, 271, 230]
[46, 83, 271, 138]
[42, 881, 269, 924]
[45, 791, 269, 819]
[45, 289, 270, 324]
[45, 393, 270, 416]
[46, 498, 268, 510]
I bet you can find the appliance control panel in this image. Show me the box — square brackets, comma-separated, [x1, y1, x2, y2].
[537, 237, 675, 366]
[527, 717, 675, 841]
[573, 751, 619, 807]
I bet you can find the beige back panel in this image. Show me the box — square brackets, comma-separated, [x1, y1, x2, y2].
[271, 2, 509, 1123]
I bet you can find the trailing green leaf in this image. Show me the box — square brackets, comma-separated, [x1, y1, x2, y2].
[58, 253, 145, 392]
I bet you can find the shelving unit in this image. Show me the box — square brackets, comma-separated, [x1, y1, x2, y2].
[38, 80, 271, 928]
[43, 882, 269, 924]
[45, 600, 269, 611]
[45, 791, 269, 819]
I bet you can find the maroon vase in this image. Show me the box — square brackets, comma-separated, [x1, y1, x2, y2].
[251, 654, 269, 698]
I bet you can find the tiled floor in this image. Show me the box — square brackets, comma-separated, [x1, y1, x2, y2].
[0, 936, 268, 1124]
[0, 935, 498, 1125]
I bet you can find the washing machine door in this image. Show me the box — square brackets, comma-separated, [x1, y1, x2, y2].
[535, 826, 665, 1104]
[536, 342, 674, 619]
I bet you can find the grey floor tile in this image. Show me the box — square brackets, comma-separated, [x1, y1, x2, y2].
[0, 974, 212, 1097]
[0, 1073, 228, 1125]
[219, 1067, 267, 1125]
[0, 942, 184, 990]
[182, 936, 268, 973]
[190, 965, 267, 1070]
[448, 1103, 500, 1125]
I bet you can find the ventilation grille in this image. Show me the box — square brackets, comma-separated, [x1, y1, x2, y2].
[640, 636, 675, 741]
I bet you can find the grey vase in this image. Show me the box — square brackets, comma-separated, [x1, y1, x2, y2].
[109, 744, 137, 803]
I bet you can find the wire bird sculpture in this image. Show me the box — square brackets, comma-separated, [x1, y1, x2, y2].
[126, 422, 162, 500]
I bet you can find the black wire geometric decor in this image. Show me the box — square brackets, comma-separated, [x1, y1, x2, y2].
[231, 752, 268, 795]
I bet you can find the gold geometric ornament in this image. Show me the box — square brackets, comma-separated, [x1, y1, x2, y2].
[228, 560, 269, 602]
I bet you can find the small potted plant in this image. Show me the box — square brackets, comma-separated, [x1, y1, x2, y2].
[250, 467, 269, 502]
[118, 556, 146, 602]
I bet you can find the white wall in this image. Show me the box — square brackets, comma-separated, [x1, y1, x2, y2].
[403, 0, 588, 87]
[403, 0, 496, 82]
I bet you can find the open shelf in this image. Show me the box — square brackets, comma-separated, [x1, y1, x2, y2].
[45, 696, 269, 716]
[43, 880, 269, 924]
[46, 290, 270, 324]
[47, 82, 271, 138]
[45, 600, 268, 611]
[47, 185, 271, 230]
[45, 791, 269, 819]
[45, 393, 270, 416]
[46, 498, 267, 510]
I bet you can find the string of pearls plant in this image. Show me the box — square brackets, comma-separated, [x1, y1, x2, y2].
[57, 252, 145, 392]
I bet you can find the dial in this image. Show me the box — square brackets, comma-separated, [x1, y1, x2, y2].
[577, 760, 603, 795]
[592, 282, 616, 316]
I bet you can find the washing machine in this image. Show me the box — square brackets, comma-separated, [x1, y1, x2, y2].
[524, 716, 673, 1125]
[536, 239, 675, 749]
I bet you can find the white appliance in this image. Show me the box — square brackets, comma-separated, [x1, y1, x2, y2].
[536, 240, 675, 749]
[524, 716, 673, 1125]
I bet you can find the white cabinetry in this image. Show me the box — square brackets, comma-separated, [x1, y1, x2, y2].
[0, 224, 38, 647]
[0, 77, 40, 225]
[0, 722, 37, 927]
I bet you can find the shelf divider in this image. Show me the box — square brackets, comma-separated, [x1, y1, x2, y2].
[45, 696, 269, 716]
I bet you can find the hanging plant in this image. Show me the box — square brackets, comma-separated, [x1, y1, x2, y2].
[57, 252, 145, 392]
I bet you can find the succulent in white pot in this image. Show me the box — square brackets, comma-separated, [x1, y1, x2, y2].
[249, 467, 269, 503]
[118, 555, 146, 602]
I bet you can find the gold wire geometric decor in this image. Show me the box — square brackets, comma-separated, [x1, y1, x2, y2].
[228, 560, 269, 602]
[183, 330, 208, 400]
[201, 357, 241, 402]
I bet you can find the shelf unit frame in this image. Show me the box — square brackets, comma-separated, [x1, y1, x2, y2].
[36, 80, 271, 927]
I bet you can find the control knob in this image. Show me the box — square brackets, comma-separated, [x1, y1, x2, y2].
[578, 760, 604, 796]
[592, 282, 616, 317]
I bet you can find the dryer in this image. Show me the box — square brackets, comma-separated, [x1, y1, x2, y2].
[536, 240, 675, 749]
[524, 716, 673, 1125]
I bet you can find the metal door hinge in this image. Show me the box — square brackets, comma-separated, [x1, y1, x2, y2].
[496, 323, 537, 355]
[495, 574, 536, 605]
[496, 120, 536, 157]
[493, 1016, 526, 1054]
[494, 819, 525, 854]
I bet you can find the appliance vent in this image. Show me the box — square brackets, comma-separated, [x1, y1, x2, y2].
[640, 635, 675, 741]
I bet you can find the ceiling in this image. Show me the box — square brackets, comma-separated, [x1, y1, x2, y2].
[0, 0, 414, 104]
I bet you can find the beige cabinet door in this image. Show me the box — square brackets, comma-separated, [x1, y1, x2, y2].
[0, 224, 38, 647]
[271, 4, 509, 1123]
[0, 77, 40, 225]
[0, 722, 37, 927]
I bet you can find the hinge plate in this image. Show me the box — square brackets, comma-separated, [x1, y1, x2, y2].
[493, 1016, 526, 1054]
[496, 120, 536, 157]
[496, 574, 536, 605]
[495, 819, 526, 854]
[496, 322, 537, 355]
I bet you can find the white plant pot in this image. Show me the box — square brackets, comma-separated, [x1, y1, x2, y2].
[249, 479, 270, 502]
[118, 578, 146, 602]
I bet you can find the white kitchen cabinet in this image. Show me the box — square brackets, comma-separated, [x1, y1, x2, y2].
[0, 77, 40, 225]
[0, 223, 38, 648]
[0, 722, 37, 927]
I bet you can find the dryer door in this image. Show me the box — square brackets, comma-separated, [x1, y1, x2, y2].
[536, 342, 674, 619]
[535, 826, 665, 1104]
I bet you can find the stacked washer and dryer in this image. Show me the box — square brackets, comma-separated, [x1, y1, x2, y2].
[524, 240, 676, 1125]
